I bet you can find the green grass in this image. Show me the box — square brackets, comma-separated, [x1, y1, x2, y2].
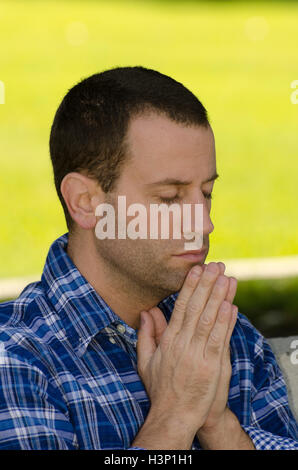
[0, 0, 298, 278]
[234, 277, 298, 337]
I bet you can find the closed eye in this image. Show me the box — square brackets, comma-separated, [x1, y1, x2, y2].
[159, 195, 181, 204]
[159, 193, 212, 204]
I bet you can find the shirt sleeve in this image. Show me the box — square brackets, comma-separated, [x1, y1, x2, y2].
[242, 425, 298, 450]
[0, 347, 78, 450]
[243, 330, 298, 450]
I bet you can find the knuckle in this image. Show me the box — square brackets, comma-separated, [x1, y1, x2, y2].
[192, 325, 206, 342]
[215, 275, 228, 288]
[208, 330, 221, 347]
[186, 302, 199, 317]
[219, 300, 232, 316]
[200, 273, 215, 288]
[174, 336, 188, 356]
[212, 277, 228, 297]
[187, 272, 200, 288]
[174, 298, 187, 313]
[207, 341, 221, 356]
[159, 330, 172, 351]
[199, 313, 213, 328]
[200, 271, 219, 288]
[209, 289, 223, 304]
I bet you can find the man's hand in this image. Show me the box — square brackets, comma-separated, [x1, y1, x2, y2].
[132, 262, 238, 450]
[198, 262, 237, 430]
[144, 262, 238, 431]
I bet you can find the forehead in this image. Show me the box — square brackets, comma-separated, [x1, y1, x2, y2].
[123, 112, 216, 186]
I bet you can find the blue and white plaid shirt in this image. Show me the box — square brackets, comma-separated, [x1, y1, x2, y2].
[0, 233, 297, 450]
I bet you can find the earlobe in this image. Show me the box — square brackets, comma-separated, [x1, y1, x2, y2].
[76, 213, 97, 230]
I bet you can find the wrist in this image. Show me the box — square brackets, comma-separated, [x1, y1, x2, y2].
[197, 408, 254, 450]
[197, 411, 227, 450]
[132, 408, 198, 450]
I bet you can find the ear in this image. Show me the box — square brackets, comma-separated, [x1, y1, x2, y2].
[60, 172, 103, 230]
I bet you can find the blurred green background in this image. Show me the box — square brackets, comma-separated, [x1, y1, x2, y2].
[0, 1, 297, 335]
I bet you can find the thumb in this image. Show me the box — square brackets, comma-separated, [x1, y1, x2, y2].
[137, 311, 157, 376]
[147, 307, 168, 345]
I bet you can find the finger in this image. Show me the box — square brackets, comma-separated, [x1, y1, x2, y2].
[202, 262, 225, 274]
[147, 307, 168, 345]
[137, 311, 157, 377]
[194, 274, 230, 341]
[220, 305, 238, 380]
[204, 300, 232, 358]
[223, 304, 238, 354]
[215, 264, 237, 304]
[182, 262, 221, 333]
[216, 264, 237, 303]
[225, 277, 237, 304]
[217, 262, 226, 275]
[168, 264, 203, 333]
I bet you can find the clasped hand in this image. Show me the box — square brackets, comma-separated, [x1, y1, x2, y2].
[137, 262, 238, 436]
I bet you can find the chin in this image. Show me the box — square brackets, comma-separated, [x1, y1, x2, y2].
[161, 271, 189, 295]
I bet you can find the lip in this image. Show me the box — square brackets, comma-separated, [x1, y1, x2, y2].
[173, 248, 207, 262]
[176, 249, 206, 255]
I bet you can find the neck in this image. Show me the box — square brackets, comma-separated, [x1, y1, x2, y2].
[66, 230, 165, 330]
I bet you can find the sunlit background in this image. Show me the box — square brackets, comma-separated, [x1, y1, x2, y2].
[0, 0, 297, 335]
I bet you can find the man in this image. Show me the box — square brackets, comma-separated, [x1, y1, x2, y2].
[0, 66, 297, 450]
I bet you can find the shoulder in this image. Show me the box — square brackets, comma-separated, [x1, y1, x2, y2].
[0, 280, 45, 327]
[0, 281, 60, 374]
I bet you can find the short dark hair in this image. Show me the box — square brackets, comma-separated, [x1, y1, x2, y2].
[49, 66, 210, 231]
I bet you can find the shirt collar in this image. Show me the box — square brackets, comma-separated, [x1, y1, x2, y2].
[41, 233, 179, 356]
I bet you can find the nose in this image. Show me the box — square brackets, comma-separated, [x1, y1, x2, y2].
[182, 193, 214, 239]
[202, 202, 214, 236]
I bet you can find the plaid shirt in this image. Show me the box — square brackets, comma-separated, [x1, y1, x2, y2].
[0, 233, 297, 450]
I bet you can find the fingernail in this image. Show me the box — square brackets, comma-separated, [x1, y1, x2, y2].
[207, 263, 218, 273]
[218, 262, 226, 272]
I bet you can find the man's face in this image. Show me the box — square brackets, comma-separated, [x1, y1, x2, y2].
[94, 112, 217, 298]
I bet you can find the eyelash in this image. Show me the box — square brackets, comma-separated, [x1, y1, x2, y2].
[159, 195, 181, 204]
[159, 193, 212, 204]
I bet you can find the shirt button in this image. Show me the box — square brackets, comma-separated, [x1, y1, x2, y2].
[109, 337, 116, 344]
[116, 324, 126, 334]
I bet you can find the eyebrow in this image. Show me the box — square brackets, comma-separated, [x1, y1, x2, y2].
[145, 172, 219, 187]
